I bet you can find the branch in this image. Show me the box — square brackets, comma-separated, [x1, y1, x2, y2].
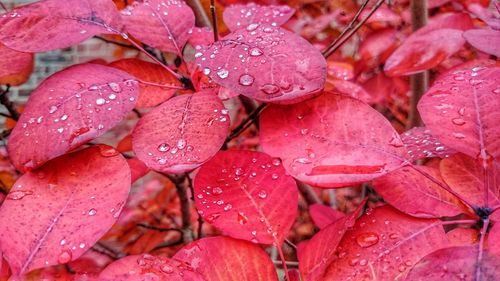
[322, 0, 385, 58]
[0, 1, 8, 12]
[226, 102, 268, 142]
[0, 85, 19, 121]
[185, 0, 212, 28]
[297, 181, 321, 205]
[137, 223, 183, 234]
[210, 0, 219, 42]
[0, 128, 12, 141]
[164, 174, 194, 244]
[184, 173, 204, 239]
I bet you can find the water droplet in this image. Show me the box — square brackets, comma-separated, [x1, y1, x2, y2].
[235, 168, 244, 176]
[249, 47, 263, 56]
[158, 143, 170, 152]
[88, 209, 97, 216]
[203, 68, 211, 75]
[258, 190, 267, 199]
[271, 173, 278, 180]
[49, 105, 58, 114]
[217, 69, 229, 79]
[389, 233, 398, 239]
[108, 82, 122, 93]
[177, 139, 186, 149]
[359, 259, 367, 266]
[98, 145, 119, 157]
[246, 23, 259, 31]
[96, 98, 106, 105]
[7, 190, 33, 200]
[356, 232, 379, 248]
[58, 250, 72, 263]
[451, 118, 466, 126]
[79, 243, 86, 249]
[108, 94, 117, 100]
[223, 204, 232, 211]
[272, 158, 281, 166]
[452, 132, 466, 139]
[161, 264, 174, 273]
[239, 74, 255, 86]
[261, 84, 280, 95]
[212, 187, 223, 195]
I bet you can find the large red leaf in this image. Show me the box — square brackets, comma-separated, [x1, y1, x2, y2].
[440, 153, 499, 209]
[0, 0, 122, 52]
[0, 145, 131, 275]
[384, 28, 465, 76]
[464, 28, 500, 57]
[132, 91, 229, 174]
[0, 44, 33, 86]
[195, 24, 326, 104]
[121, 0, 195, 54]
[309, 204, 345, 229]
[406, 246, 500, 281]
[373, 165, 466, 218]
[173, 236, 278, 281]
[7, 63, 139, 172]
[322, 206, 449, 280]
[358, 28, 400, 69]
[418, 65, 500, 160]
[109, 58, 182, 108]
[98, 254, 203, 281]
[401, 126, 456, 161]
[222, 3, 295, 32]
[298, 201, 365, 281]
[193, 150, 298, 245]
[260, 92, 407, 188]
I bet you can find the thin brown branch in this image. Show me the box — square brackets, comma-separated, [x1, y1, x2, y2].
[186, 0, 212, 28]
[0, 85, 19, 121]
[165, 174, 194, 244]
[226, 102, 268, 142]
[322, 0, 385, 58]
[0, 1, 8, 12]
[137, 223, 183, 234]
[297, 181, 321, 205]
[152, 237, 184, 251]
[210, 0, 219, 42]
[0, 128, 12, 141]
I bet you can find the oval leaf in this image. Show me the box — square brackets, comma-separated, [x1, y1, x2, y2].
[174, 236, 278, 281]
[195, 24, 326, 104]
[322, 205, 449, 280]
[0, 0, 122, 52]
[132, 91, 229, 174]
[406, 246, 500, 281]
[0, 44, 33, 86]
[222, 3, 295, 32]
[463, 28, 500, 57]
[418, 65, 500, 160]
[121, 0, 195, 54]
[193, 150, 298, 244]
[109, 58, 182, 108]
[0, 145, 131, 275]
[260, 92, 407, 188]
[99, 254, 203, 281]
[309, 204, 345, 229]
[7, 63, 139, 172]
[401, 126, 456, 161]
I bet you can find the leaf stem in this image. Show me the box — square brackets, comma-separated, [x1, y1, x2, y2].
[210, 0, 219, 42]
[276, 244, 290, 281]
[475, 217, 490, 281]
[226, 102, 268, 142]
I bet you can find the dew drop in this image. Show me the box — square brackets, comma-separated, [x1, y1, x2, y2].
[249, 47, 263, 56]
[260, 84, 280, 95]
[356, 232, 379, 248]
[95, 98, 106, 105]
[6, 190, 33, 200]
[223, 204, 232, 211]
[452, 132, 466, 139]
[177, 139, 187, 149]
[239, 74, 255, 86]
[88, 209, 97, 216]
[451, 118, 466, 126]
[158, 143, 170, 152]
[257, 190, 267, 199]
[272, 158, 281, 166]
[108, 82, 122, 93]
[212, 187, 223, 195]
[271, 173, 279, 180]
[216, 68, 229, 79]
[161, 264, 174, 274]
[235, 167, 244, 176]
[246, 23, 259, 31]
[49, 105, 58, 114]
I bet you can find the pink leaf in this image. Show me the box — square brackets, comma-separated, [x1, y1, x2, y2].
[173, 236, 278, 281]
[384, 28, 465, 76]
[109, 58, 181, 108]
[298, 201, 365, 280]
[222, 3, 295, 32]
[187, 27, 214, 47]
[260, 92, 407, 188]
[322, 206, 449, 280]
[401, 126, 456, 160]
[440, 153, 500, 208]
[373, 165, 466, 218]
[309, 204, 345, 229]
[132, 91, 229, 174]
[7, 63, 139, 172]
[406, 246, 500, 280]
[195, 24, 326, 104]
[463, 28, 500, 57]
[127, 157, 149, 184]
[489, 223, 500, 256]
[121, 0, 195, 54]
[0, 43, 33, 86]
[328, 79, 373, 103]
[98, 254, 203, 281]
[358, 28, 400, 69]
[418, 65, 500, 160]
[193, 150, 298, 245]
[0, 145, 130, 275]
[0, 0, 122, 52]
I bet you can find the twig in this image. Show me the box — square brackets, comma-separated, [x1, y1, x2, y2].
[407, 0, 428, 128]
[91, 246, 118, 260]
[0, 85, 19, 121]
[137, 223, 183, 234]
[184, 173, 204, 239]
[0, 1, 8, 12]
[152, 237, 184, 251]
[322, 0, 385, 58]
[297, 182, 321, 205]
[210, 0, 219, 42]
[0, 128, 12, 141]
[94, 36, 137, 50]
[185, 0, 212, 28]
[132, 109, 142, 118]
[226, 103, 268, 141]
[164, 174, 194, 243]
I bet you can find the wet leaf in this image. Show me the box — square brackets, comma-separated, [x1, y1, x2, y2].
[309, 204, 345, 229]
[463, 28, 500, 57]
[401, 126, 456, 161]
[222, 3, 295, 32]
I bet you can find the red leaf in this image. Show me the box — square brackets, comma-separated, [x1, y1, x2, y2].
[328, 79, 373, 103]
[187, 27, 214, 47]
[384, 28, 465, 76]
[0, 0, 122, 52]
[98, 254, 203, 281]
[418, 65, 500, 160]
[109, 58, 181, 108]
[401, 126, 456, 161]
[463, 28, 500, 57]
[193, 150, 298, 244]
[127, 157, 149, 183]
[260, 92, 407, 188]
[222, 3, 295, 32]
[298, 201, 365, 280]
[489, 223, 500, 256]
[309, 204, 345, 229]
[121, 0, 195, 54]
[358, 28, 400, 69]
[406, 246, 500, 281]
[322, 206, 449, 280]
[373, 165, 466, 218]
[7, 63, 139, 172]
[195, 24, 326, 104]
[0, 44, 33, 86]
[0, 145, 130, 275]
[173, 236, 278, 281]
[132, 91, 229, 174]
[440, 153, 499, 208]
